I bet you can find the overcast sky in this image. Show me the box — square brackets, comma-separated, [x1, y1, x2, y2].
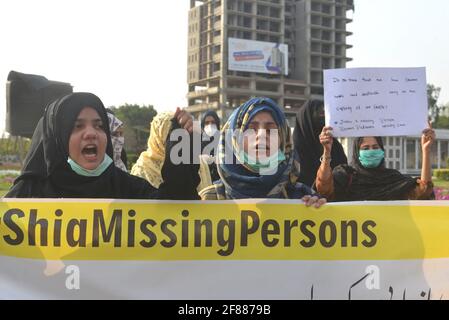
[1, 0, 448, 134]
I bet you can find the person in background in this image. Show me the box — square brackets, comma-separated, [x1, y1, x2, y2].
[106, 109, 128, 172]
[5, 92, 199, 199]
[199, 110, 221, 189]
[293, 100, 347, 187]
[202, 110, 221, 140]
[199, 97, 326, 208]
[316, 124, 435, 201]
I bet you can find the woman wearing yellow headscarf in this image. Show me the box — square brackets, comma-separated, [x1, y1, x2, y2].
[131, 112, 174, 188]
[131, 111, 213, 192]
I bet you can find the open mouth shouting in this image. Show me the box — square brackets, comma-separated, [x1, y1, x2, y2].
[82, 144, 99, 162]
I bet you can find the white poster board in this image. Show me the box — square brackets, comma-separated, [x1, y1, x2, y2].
[323, 67, 428, 137]
[228, 38, 288, 75]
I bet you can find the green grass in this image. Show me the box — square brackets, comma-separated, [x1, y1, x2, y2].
[0, 164, 21, 197]
[0, 179, 14, 197]
[0, 173, 18, 197]
[0, 183, 11, 197]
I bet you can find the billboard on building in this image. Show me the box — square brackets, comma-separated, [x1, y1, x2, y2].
[228, 38, 288, 75]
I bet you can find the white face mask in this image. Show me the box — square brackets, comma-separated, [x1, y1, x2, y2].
[204, 124, 218, 136]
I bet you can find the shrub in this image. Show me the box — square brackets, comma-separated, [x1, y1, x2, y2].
[434, 169, 449, 181]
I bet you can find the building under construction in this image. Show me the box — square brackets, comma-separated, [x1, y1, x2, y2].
[187, 0, 354, 124]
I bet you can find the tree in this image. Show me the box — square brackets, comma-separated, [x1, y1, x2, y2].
[0, 134, 31, 166]
[434, 115, 449, 129]
[427, 84, 442, 123]
[109, 104, 157, 155]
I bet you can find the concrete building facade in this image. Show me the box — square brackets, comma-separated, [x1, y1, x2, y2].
[187, 0, 354, 124]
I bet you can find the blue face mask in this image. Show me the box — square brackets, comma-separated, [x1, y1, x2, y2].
[67, 155, 113, 177]
[241, 150, 286, 174]
[358, 149, 385, 168]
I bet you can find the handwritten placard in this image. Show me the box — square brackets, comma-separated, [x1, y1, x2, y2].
[323, 67, 428, 137]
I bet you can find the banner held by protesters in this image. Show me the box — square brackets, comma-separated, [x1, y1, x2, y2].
[0, 199, 448, 299]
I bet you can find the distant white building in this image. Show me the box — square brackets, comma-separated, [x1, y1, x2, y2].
[338, 129, 449, 175]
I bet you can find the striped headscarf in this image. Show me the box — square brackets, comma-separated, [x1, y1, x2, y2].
[217, 97, 293, 199]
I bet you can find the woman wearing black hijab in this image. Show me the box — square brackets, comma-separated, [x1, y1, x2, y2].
[200, 110, 221, 183]
[316, 126, 435, 201]
[5, 92, 199, 199]
[201, 110, 221, 140]
[292, 100, 347, 187]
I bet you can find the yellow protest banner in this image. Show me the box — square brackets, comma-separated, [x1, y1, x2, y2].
[0, 199, 448, 261]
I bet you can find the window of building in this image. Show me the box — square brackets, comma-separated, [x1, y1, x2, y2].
[322, 31, 331, 41]
[406, 139, 416, 169]
[311, 43, 321, 53]
[257, 19, 269, 30]
[418, 144, 423, 168]
[440, 141, 449, 168]
[256, 82, 279, 92]
[270, 21, 280, 32]
[322, 57, 331, 69]
[228, 14, 236, 26]
[243, 31, 252, 39]
[243, 16, 252, 28]
[311, 56, 320, 68]
[335, 45, 343, 56]
[311, 3, 321, 12]
[270, 7, 280, 18]
[311, 15, 321, 26]
[311, 87, 324, 95]
[322, 44, 332, 54]
[322, 17, 332, 28]
[243, 1, 252, 13]
[335, 59, 342, 68]
[257, 5, 268, 16]
[335, 7, 343, 16]
[335, 19, 344, 30]
[387, 137, 393, 146]
[284, 85, 305, 96]
[335, 32, 343, 42]
[311, 71, 322, 84]
[431, 141, 438, 169]
[256, 33, 268, 41]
